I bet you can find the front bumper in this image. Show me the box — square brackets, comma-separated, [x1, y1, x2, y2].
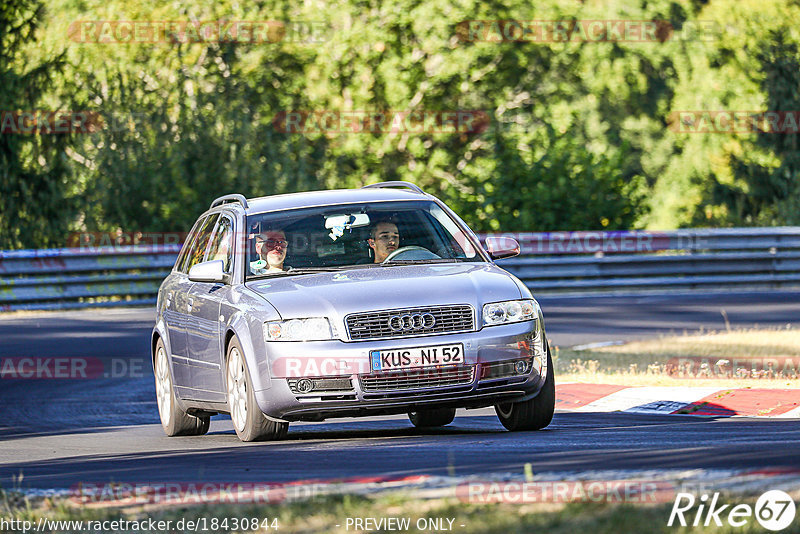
[254, 320, 548, 421]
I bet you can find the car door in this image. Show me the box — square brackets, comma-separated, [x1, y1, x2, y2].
[183, 214, 233, 402]
[161, 216, 206, 381]
[169, 213, 219, 394]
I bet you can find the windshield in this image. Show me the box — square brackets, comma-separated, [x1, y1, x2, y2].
[245, 200, 483, 278]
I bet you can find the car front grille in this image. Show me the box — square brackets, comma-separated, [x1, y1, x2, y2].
[359, 365, 475, 392]
[345, 305, 474, 341]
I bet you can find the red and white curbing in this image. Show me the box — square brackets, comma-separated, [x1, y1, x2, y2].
[556, 384, 800, 417]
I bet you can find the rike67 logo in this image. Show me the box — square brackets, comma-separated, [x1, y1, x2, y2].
[668, 490, 796, 531]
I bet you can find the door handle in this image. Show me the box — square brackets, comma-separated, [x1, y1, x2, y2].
[165, 291, 173, 308]
[187, 298, 193, 312]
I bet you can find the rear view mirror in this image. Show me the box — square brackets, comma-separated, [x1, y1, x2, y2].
[188, 260, 227, 283]
[485, 236, 520, 260]
[325, 213, 370, 241]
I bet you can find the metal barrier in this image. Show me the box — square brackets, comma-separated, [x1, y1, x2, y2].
[1, 228, 799, 311]
[489, 227, 800, 293]
[0, 245, 180, 311]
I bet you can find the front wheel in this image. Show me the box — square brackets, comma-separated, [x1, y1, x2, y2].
[495, 349, 555, 431]
[226, 336, 288, 442]
[408, 407, 456, 428]
[154, 338, 210, 436]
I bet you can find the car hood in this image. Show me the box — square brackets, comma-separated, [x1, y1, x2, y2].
[245, 263, 522, 321]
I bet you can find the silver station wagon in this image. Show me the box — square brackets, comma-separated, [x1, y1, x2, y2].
[151, 182, 554, 441]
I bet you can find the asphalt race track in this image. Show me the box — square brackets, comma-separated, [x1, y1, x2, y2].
[1, 290, 799, 491]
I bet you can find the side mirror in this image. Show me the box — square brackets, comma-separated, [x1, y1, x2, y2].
[188, 260, 227, 283]
[485, 236, 520, 260]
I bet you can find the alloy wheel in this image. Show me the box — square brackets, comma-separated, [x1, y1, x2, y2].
[155, 345, 172, 426]
[227, 347, 248, 432]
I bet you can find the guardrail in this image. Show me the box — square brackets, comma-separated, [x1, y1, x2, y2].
[0, 244, 180, 311]
[1, 228, 799, 311]
[490, 227, 800, 294]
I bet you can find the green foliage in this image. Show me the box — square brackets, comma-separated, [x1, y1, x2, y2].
[1, 0, 800, 248]
[486, 131, 646, 232]
[0, 0, 74, 249]
[726, 26, 800, 225]
[670, 0, 800, 227]
[60, 0, 328, 234]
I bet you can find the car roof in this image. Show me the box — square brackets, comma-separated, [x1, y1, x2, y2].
[243, 187, 433, 215]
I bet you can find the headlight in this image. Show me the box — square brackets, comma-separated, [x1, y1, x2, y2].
[482, 299, 537, 326]
[264, 318, 335, 341]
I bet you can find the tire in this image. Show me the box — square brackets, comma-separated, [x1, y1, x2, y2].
[408, 407, 456, 428]
[226, 336, 288, 442]
[154, 338, 210, 436]
[495, 348, 555, 431]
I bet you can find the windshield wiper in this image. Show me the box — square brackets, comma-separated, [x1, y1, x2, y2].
[288, 267, 347, 273]
[382, 258, 465, 265]
[248, 260, 462, 279]
[248, 267, 341, 280]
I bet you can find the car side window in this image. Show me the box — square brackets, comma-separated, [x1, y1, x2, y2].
[206, 216, 233, 273]
[182, 213, 220, 273]
[175, 217, 205, 273]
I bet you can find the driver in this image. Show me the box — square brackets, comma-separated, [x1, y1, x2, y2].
[368, 220, 400, 263]
[251, 229, 288, 274]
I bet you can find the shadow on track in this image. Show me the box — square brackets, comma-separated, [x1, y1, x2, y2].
[3, 412, 799, 491]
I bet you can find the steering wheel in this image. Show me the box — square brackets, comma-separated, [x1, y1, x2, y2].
[382, 246, 441, 263]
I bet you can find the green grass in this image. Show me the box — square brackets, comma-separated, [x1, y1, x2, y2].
[1, 488, 792, 533]
[553, 326, 800, 388]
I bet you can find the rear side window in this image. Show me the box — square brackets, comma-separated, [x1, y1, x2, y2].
[179, 214, 220, 273]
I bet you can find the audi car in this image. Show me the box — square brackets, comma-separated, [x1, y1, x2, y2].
[151, 182, 554, 441]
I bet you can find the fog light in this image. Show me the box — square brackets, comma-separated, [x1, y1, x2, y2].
[515, 360, 529, 375]
[296, 378, 314, 393]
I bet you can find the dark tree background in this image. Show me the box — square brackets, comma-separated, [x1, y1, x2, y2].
[1, 0, 74, 248]
[2, 0, 799, 248]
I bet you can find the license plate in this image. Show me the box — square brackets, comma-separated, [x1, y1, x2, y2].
[370, 344, 464, 372]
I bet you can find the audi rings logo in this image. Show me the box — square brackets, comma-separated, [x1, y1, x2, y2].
[388, 313, 436, 332]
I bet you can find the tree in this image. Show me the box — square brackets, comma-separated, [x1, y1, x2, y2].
[0, 0, 75, 249]
[670, 0, 800, 227]
[721, 27, 800, 224]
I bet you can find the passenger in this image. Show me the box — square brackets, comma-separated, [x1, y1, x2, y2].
[251, 229, 288, 274]
[368, 221, 400, 263]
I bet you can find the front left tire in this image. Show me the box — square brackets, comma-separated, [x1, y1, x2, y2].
[154, 338, 210, 436]
[226, 336, 288, 442]
[494, 347, 555, 431]
[408, 408, 457, 428]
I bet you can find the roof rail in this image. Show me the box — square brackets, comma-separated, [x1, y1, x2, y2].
[210, 194, 249, 210]
[361, 181, 425, 194]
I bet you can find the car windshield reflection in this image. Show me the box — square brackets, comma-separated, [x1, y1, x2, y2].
[245, 201, 482, 279]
